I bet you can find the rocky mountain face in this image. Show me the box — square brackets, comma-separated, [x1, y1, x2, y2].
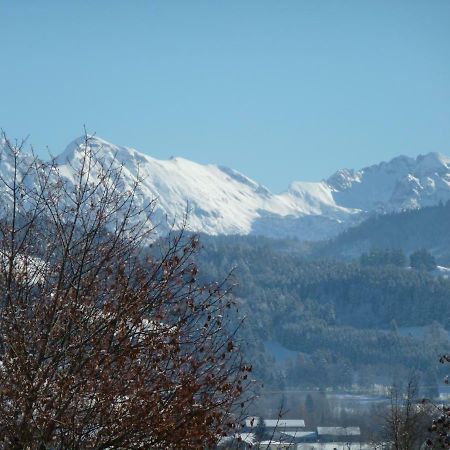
[1, 136, 450, 241]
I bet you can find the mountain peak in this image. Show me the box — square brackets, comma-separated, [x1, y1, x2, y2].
[415, 152, 450, 175]
[57, 135, 113, 162]
[56, 136, 159, 172]
[327, 168, 362, 191]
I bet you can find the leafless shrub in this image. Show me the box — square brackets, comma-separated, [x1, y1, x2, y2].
[0, 132, 251, 449]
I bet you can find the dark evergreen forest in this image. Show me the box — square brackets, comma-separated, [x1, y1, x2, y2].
[191, 202, 450, 393]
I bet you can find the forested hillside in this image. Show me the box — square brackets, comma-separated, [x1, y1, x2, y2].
[194, 232, 450, 391]
[316, 200, 450, 263]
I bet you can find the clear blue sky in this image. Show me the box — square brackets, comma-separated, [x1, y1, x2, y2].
[1, 1, 449, 192]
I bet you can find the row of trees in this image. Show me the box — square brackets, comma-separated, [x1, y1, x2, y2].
[360, 248, 437, 271]
[0, 133, 250, 449]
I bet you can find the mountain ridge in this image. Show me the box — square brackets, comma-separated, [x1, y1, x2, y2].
[2, 135, 450, 240]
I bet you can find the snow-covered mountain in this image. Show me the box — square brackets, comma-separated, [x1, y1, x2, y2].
[327, 153, 450, 211]
[54, 137, 359, 240]
[2, 136, 450, 241]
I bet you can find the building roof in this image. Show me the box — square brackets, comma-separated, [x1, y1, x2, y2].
[317, 427, 361, 436]
[280, 431, 317, 438]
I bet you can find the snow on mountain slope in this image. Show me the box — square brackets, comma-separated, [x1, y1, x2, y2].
[0, 137, 42, 206]
[2, 135, 450, 241]
[56, 137, 352, 237]
[327, 152, 450, 212]
[282, 181, 350, 216]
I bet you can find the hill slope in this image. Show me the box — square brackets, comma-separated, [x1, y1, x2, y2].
[316, 201, 450, 264]
[195, 234, 450, 389]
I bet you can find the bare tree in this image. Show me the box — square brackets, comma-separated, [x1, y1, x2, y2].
[382, 377, 431, 450]
[424, 354, 450, 449]
[0, 132, 251, 449]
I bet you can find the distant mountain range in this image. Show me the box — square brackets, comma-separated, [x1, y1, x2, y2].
[2, 135, 450, 241]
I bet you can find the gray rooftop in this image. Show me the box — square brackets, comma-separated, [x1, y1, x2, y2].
[281, 431, 317, 438]
[317, 427, 361, 436]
